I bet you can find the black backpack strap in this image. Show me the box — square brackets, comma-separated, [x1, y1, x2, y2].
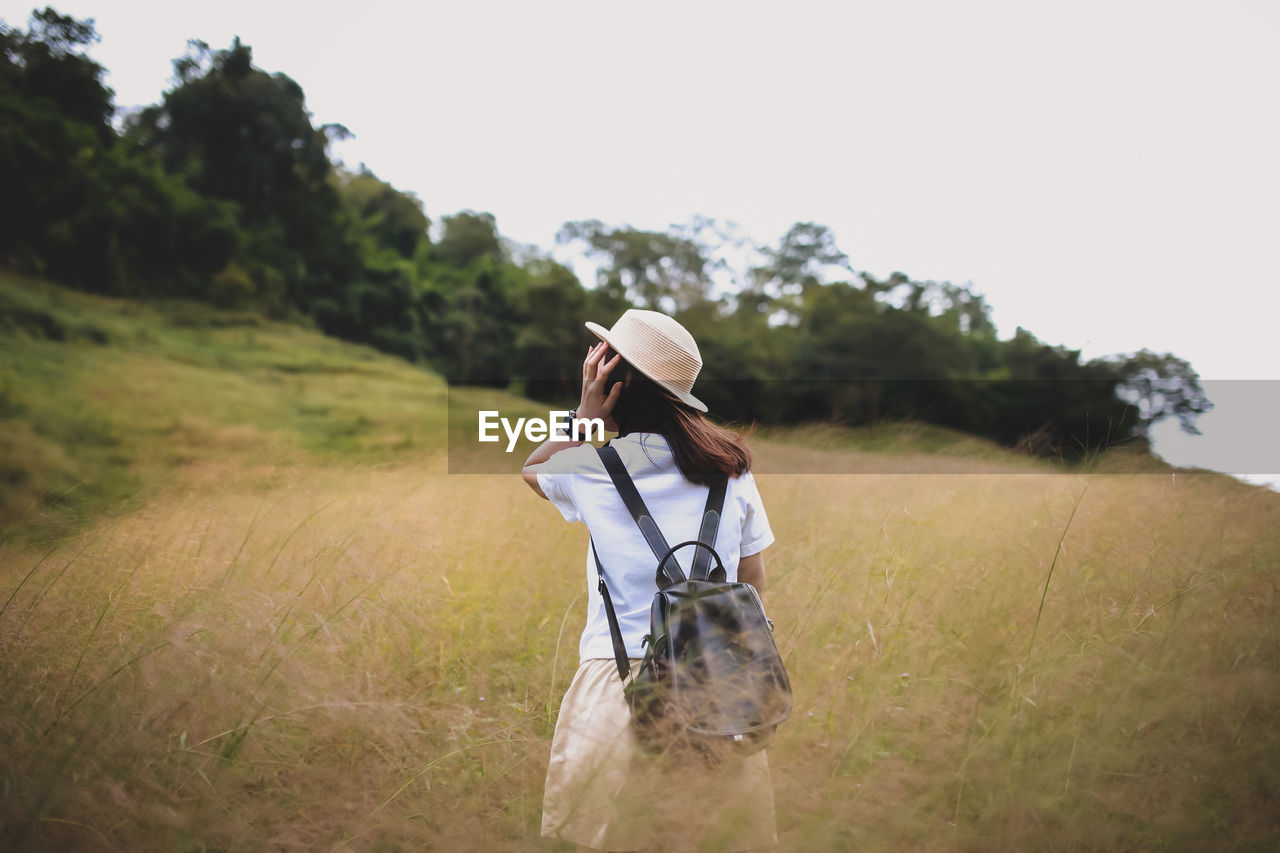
[599, 444, 730, 586]
[690, 476, 728, 582]
[597, 444, 684, 587]
[590, 537, 632, 682]
[590, 443, 729, 684]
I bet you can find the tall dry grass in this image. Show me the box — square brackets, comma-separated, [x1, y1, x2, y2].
[1, 445, 1278, 850]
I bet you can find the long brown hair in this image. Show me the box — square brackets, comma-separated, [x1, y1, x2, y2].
[609, 357, 753, 485]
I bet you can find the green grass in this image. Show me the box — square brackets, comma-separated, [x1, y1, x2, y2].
[0, 273, 450, 543]
[1, 275, 1278, 850]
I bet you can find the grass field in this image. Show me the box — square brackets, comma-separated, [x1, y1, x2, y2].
[2, 276, 1278, 850]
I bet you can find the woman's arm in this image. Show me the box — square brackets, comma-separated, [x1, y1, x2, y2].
[738, 550, 766, 602]
[521, 341, 623, 499]
[521, 436, 582, 498]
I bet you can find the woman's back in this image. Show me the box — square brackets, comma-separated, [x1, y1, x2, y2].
[537, 431, 774, 662]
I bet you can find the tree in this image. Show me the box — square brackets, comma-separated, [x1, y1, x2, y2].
[0, 7, 113, 133]
[747, 222, 851, 322]
[865, 272, 996, 337]
[514, 259, 587, 401]
[432, 211, 504, 268]
[755, 222, 850, 289]
[1, 7, 113, 277]
[1, 8, 236, 295]
[990, 328, 1136, 457]
[1111, 350, 1213, 436]
[676, 298, 789, 425]
[337, 166, 430, 260]
[557, 220, 711, 312]
[786, 281, 980, 424]
[419, 212, 525, 383]
[126, 37, 351, 310]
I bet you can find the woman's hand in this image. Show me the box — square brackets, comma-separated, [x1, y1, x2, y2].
[523, 342, 621, 497]
[578, 341, 623, 432]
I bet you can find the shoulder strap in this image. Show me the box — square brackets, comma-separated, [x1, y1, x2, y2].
[597, 443, 728, 585]
[590, 444, 730, 685]
[597, 444, 684, 586]
[590, 538, 632, 682]
[691, 476, 728, 581]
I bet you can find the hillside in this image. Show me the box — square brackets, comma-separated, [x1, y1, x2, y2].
[0, 273, 453, 543]
[1, 276, 1278, 850]
[0, 273, 1116, 544]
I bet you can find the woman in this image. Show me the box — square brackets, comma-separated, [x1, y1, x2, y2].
[521, 309, 777, 851]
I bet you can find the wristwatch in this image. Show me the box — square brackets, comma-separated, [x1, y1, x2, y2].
[558, 409, 577, 438]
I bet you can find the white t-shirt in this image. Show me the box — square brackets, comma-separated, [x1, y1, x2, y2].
[537, 431, 775, 663]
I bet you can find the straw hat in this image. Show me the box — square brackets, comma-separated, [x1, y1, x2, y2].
[584, 309, 708, 412]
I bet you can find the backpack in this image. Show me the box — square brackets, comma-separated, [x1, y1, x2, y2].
[590, 444, 793, 757]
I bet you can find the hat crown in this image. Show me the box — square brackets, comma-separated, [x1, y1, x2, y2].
[614, 309, 702, 386]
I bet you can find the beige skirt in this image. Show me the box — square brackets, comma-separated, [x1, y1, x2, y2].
[541, 658, 777, 852]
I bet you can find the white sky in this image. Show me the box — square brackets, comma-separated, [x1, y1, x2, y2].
[4, 0, 1277, 476]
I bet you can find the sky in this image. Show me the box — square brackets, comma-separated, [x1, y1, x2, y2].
[4, 0, 1277, 478]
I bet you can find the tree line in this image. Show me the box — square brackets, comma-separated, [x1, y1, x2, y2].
[0, 8, 1211, 457]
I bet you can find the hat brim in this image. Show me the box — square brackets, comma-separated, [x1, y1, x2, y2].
[585, 321, 708, 413]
